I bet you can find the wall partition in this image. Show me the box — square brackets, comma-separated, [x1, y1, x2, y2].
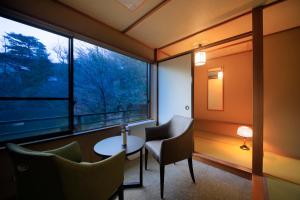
[158, 53, 192, 124]
[0, 16, 150, 144]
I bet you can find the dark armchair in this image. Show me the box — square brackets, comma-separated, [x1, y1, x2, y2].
[145, 115, 195, 198]
[7, 141, 125, 200]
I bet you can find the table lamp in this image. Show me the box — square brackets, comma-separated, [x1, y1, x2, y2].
[237, 126, 253, 150]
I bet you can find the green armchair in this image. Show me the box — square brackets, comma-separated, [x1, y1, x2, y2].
[7, 141, 125, 200]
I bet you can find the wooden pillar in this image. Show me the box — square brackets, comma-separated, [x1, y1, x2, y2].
[252, 6, 264, 176]
[154, 48, 159, 125]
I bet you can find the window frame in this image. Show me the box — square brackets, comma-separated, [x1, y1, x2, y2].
[0, 13, 151, 146]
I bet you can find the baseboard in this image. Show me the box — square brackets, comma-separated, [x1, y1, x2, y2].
[193, 152, 252, 180]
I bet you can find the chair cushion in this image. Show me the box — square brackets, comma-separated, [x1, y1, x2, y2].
[145, 140, 162, 162]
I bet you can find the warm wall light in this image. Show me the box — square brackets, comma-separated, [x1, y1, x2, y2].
[237, 126, 253, 150]
[217, 71, 223, 79]
[194, 51, 206, 66]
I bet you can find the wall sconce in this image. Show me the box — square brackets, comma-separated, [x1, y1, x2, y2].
[217, 71, 223, 79]
[237, 126, 253, 150]
[194, 51, 206, 66]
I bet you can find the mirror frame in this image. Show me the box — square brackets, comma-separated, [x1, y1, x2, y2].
[207, 67, 224, 111]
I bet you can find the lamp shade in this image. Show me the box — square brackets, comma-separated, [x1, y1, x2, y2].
[237, 126, 253, 138]
[217, 71, 223, 79]
[194, 51, 206, 66]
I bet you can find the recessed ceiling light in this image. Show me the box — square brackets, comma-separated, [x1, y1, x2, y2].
[117, 0, 145, 11]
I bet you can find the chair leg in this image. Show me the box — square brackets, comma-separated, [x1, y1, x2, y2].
[188, 157, 195, 183]
[160, 164, 165, 199]
[118, 185, 124, 200]
[145, 148, 148, 170]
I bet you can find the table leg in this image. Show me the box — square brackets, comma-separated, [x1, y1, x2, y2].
[140, 149, 143, 186]
[123, 149, 143, 189]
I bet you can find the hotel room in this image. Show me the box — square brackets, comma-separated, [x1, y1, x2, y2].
[0, 0, 299, 199]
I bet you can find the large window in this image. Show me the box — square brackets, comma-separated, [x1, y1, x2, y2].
[73, 39, 149, 132]
[0, 16, 149, 143]
[0, 17, 69, 143]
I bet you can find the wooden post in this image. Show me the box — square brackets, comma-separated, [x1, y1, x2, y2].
[155, 48, 159, 125]
[252, 6, 264, 176]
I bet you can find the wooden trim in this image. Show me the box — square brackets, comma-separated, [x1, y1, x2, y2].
[264, 173, 300, 186]
[191, 53, 195, 118]
[159, 25, 300, 62]
[154, 48, 158, 62]
[265, 25, 300, 38]
[147, 63, 152, 119]
[208, 50, 253, 61]
[156, 59, 159, 125]
[206, 38, 252, 53]
[153, 49, 157, 123]
[263, 0, 286, 9]
[122, 0, 171, 33]
[157, 49, 193, 63]
[158, 0, 285, 50]
[252, 6, 264, 176]
[205, 26, 300, 61]
[158, 31, 252, 62]
[193, 153, 252, 179]
[158, 49, 171, 57]
[200, 32, 253, 50]
[252, 175, 269, 200]
[195, 118, 253, 127]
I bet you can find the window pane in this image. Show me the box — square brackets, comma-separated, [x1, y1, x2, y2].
[74, 39, 148, 132]
[0, 100, 69, 142]
[0, 17, 69, 98]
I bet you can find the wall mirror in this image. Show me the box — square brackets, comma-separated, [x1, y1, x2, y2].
[207, 67, 224, 111]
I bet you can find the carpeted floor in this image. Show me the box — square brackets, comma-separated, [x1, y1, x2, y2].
[121, 155, 251, 200]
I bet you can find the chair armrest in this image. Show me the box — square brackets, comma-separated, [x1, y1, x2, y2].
[55, 151, 125, 200]
[44, 141, 82, 163]
[145, 122, 170, 141]
[160, 126, 194, 165]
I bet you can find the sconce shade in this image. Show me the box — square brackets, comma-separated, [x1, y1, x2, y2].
[237, 126, 253, 138]
[194, 51, 206, 66]
[217, 71, 223, 79]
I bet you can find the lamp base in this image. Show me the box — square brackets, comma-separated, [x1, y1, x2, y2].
[240, 144, 250, 150]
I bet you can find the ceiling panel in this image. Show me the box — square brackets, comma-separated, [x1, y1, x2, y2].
[158, 0, 300, 59]
[160, 13, 252, 56]
[57, 0, 163, 31]
[127, 0, 272, 48]
[57, 0, 299, 59]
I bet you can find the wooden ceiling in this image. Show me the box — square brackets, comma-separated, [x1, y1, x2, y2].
[57, 0, 300, 60]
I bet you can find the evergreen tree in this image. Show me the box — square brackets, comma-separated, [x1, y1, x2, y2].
[0, 32, 53, 96]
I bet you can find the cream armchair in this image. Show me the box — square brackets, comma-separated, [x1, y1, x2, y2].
[145, 115, 195, 199]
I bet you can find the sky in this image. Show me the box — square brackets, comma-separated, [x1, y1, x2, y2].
[0, 16, 140, 64]
[0, 16, 68, 63]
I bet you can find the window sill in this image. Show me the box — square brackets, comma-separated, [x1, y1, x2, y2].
[0, 119, 155, 149]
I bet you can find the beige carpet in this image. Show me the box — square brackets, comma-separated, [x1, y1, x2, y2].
[121, 155, 251, 200]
